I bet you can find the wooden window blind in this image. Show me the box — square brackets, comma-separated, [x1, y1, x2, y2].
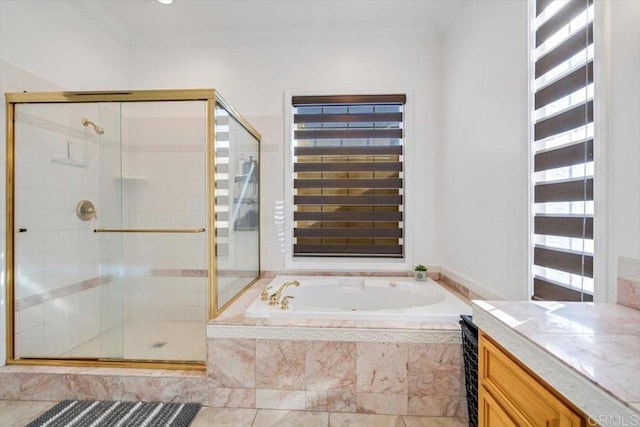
[532, 0, 594, 301]
[292, 94, 406, 258]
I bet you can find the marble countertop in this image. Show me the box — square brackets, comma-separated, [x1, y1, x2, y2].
[472, 300, 640, 420]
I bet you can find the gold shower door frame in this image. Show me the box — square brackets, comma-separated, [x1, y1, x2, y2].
[4, 89, 261, 370]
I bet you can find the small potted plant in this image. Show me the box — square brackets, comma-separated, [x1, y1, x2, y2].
[414, 264, 428, 281]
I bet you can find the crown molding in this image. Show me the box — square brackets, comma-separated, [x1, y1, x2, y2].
[128, 26, 439, 49]
[69, 0, 131, 48]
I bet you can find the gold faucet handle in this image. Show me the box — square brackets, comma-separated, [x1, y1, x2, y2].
[261, 286, 272, 302]
[281, 296, 294, 310]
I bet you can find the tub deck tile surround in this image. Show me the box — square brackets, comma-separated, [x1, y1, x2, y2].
[305, 390, 357, 412]
[208, 338, 256, 389]
[205, 277, 469, 417]
[255, 340, 306, 390]
[357, 342, 408, 394]
[356, 392, 408, 415]
[207, 387, 256, 408]
[305, 341, 356, 392]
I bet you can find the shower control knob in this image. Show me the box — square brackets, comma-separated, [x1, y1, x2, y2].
[76, 200, 97, 221]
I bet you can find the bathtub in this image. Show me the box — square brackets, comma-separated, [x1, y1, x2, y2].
[244, 275, 471, 322]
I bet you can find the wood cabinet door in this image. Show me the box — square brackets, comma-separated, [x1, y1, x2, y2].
[479, 333, 585, 427]
[479, 384, 523, 427]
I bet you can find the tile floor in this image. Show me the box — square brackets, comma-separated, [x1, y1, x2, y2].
[0, 400, 468, 427]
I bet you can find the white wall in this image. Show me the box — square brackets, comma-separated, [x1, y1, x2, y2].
[0, 0, 129, 365]
[440, 1, 529, 300]
[0, 1, 129, 91]
[127, 37, 444, 274]
[603, 0, 640, 301]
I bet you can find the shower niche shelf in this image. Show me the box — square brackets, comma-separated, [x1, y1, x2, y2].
[51, 158, 87, 168]
[115, 176, 148, 183]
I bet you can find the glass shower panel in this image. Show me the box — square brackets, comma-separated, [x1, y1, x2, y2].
[112, 101, 208, 362]
[13, 102, 121, 359]
[214, 103, 260, 310]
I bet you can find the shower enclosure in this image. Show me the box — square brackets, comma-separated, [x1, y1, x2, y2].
[5, 90, 260, 368]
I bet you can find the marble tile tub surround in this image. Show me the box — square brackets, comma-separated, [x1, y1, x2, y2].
[473, 300, 640, 421]
[618, 257, 640, 310]
[205, 277, 469, 417]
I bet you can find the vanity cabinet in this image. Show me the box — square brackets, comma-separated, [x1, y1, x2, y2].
[478, 331, 587, 427]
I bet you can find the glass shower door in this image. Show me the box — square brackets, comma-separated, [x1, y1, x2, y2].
[104, 101, 208, 362]
[12, 101, 123, 360]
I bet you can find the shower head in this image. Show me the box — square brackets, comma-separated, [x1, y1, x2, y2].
[82, 118, 104, 135]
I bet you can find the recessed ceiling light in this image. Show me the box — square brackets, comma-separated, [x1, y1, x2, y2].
[157, 0, 173, 4]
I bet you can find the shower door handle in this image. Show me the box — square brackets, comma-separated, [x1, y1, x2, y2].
[93, 228, 205, 233]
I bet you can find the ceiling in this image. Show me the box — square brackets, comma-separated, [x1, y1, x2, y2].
[76, 0, 468, 47]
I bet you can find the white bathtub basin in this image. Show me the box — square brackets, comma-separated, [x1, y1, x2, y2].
[245, 276, 471, 322]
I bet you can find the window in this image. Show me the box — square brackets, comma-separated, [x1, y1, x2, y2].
[291, 94, 406, 258]
[532, 0, 594, 301]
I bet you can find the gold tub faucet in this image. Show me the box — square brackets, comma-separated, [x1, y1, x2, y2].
[269, 280, 300, 305]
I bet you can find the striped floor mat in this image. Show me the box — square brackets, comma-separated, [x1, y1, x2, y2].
[26, 400, 201, 427]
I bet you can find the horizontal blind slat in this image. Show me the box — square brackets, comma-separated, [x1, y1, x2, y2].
[294, 112, 403, 124]
[293, 94, 406, 105]
[533, 277, 593, 301]
[534, 139, 593, 171]
[535, 23, 593, 78]
[294, 244, 403, 255]
[215, 163, 229, 174]
[534, 215, 593, 238]
[536, 0, 593, 47]
[534, 246, 593, 277]
[294, 162, 402, 172]
[535, 61, 593, 109]
[294, 211, 402, 222]
[536, 0, 555, 17]
[534, 99, 593, 141]
[294, 178, 402, 189]
[294, 228, 403, 238]
[534, 177, 593, 203]
[294, 146, 402, 156]
[294, 195, 402, 206]
[294, 129, 402, 140]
